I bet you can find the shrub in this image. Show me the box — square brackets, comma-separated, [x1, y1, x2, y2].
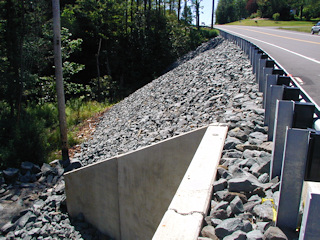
[0, 112, 49, 169]
[273, 13, 280, 21]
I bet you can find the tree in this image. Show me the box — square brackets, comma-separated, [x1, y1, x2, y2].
[192, 0, 202, 29]
[216, 0, 237, 24]
[246, 0, 258, 15]
[178, 0, 182, 20]
[211, 0, 215, 28]
[181, 0, 193, 25]
[235, 0, 248, 20]
[52, 0, 69, 162]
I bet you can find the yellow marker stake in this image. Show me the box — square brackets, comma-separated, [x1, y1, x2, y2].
[261, 198, 277, 222]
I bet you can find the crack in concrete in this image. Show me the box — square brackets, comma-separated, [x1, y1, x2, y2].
[169, 208, 205, 218]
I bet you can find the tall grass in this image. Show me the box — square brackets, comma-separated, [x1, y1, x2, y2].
[0, 100, 111, 169]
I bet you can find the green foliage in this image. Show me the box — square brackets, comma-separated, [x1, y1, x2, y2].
[199, 28, 219, 40]
[216, 0, 249, 24]
[273, 13, 281, 21]
[0, 104, 51, 169]
[218, 0, 319, 23]
[0, 0, 216, 168]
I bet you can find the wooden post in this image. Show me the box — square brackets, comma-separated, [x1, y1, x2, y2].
[52, 0, 69, 163]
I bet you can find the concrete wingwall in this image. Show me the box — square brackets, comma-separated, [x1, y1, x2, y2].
[64, 126, 208, 239]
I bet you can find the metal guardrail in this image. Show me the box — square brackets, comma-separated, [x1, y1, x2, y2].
[218, 29, 320, 119]
[219, 29, 320, 239]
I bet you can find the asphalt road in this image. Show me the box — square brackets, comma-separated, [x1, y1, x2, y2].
[214, 25, 320, 106]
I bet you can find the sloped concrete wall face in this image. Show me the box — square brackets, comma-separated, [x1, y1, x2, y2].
[65, 157, 120, 238]
[65, 126, 207, 239]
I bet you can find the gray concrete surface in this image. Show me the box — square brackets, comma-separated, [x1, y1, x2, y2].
[299, 181, 320, 240]
[153, 125, 228, 239]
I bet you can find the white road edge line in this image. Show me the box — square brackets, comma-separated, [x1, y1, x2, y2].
[217, 28, 320, 65]
[294, 77, 304, 85]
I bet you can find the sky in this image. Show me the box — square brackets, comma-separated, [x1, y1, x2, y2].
[196, 0, 219, 26]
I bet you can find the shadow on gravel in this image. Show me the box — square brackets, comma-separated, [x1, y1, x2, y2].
[166, 36, 224, 72]
[70, 213, 113, 240]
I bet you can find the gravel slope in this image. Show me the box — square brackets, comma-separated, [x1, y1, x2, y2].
[76, 36, 255, 166]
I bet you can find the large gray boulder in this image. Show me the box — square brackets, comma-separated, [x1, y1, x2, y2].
[223, 230, 247, 240]
[247, 230, 265, 240]
[228, 177, 261, 192]
[215, 218, 245, 239]
[264, 227, 288, 240]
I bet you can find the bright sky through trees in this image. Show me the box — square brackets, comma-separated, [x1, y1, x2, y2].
[198, 0, 219, 26]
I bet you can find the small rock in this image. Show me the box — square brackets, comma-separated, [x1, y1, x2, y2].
[242, 149, 261, 159]
[228, 177, 261, 193]
[243, 201, 260, 212]
[214, 190, 228, 201]
[28, 227, 41, 236]
[3, 168, 19, 182]
[215, 218, 244, 239]
[41, 164, 55, 176]
[211, 218, 223, 227]
[213, 201, 229, 211]
[211, 209, 229, 220]
[213, 178, 228, 192]
[253, 204, 274, 222]
[264, 226, 288, 240]
[224, 192, 248, 203]
[17, 211, 37, 228]
[223, 150, 243, 158]
[217, 167, 233, 180]
[247, 230, 264, 240]
[243, 220, 253, 232]
[223, 230, 247, 240]
[201, 225, 218, 240]
[64, 159, 83, 172]
[251, 161, 270, 176]
[271, 182, 280, 192]
[21, 162, 41, 174]
[225, 137, 243, 150]
[256, 222, 271, 233]
[54, 181, 65, 195]
[258, 142, 273, 153]
[230, 196, 244, 214]
[1, 221, 16, 234]
[258, 173, 269, 183]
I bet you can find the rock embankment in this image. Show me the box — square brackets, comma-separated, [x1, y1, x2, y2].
[1, 36, 287, 239]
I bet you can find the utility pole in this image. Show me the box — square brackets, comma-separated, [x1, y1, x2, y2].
[211, 0, 215, 29]
[52, 0, 69, 163]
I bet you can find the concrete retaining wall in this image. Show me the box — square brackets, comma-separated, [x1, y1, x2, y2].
[65, 125, 210, 239]
[153, 125, 228, 239]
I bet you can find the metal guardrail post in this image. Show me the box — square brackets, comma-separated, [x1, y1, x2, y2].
[268, 85, 285, 140]
[264, 75, 294, 125]
[270, 100, 294, 179]
[271, 101, 314, 178]
[276, 128, 310, 231]
[259, 60, 274, 92]
[263, 69, 285, 108]
[257, 54, 268, 87]
[251, 47, 259, 69]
